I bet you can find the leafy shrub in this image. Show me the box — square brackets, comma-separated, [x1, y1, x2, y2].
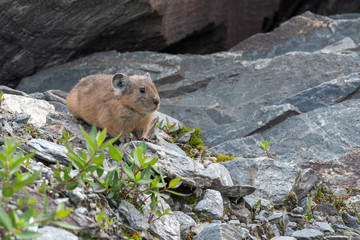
[0, 138, 76, 239]
[54, 125, 183, 224]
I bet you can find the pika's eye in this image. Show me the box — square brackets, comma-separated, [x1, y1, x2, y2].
[140, 87, 145, 93]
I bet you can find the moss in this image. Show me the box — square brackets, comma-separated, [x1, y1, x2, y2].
[123, 231, 142, 240]
[187, 128, 203, 149]
[186, 195, 200, 205]
[211, 154, 235, 162]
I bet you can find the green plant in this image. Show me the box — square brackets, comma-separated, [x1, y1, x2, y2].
[26, 123, 42, 138]
[0, 91, 4, 108]
[256, 138, 274, 158]
[304, 199, 316, 221]
[157, 118, 177, 134]
[0, 138, 78, 239]
[95, 209, 116, 231]
[54, 125, 184, 224]
[211, 154, 235, 163]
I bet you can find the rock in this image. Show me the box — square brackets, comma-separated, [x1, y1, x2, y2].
[341, 212, 360, 230]
[194, 189, 224, 219]
[219, 157, 299, 203]
[2, 94, 55, 128]
[8, 0, 281, 88]
[295, 168, 319, 201]
[233, 207, 252, 224]
[316, 203, 337, 216]
[64, 187, 87, 206]
[244, 196, 274, 212]
[212, 99, 360, 195]
[193, 223, 243, 240]
[271, 237, 296, 240]
[143, 196, 181, 240]
[12, 187, 99, 233]
[27, 138, 70, 165]
[118, 200, 149, 231]
[332, 224, 360, 236]
[314, 221, 335, 235]
[130, 141, 231, 188]
[292, 228, 324, 240]
[174, 211, 196, 240]
[268, 212, 289, 233]
[202, 163, 233, 187]
[213, 185, 256, 198]
[34, 226, 78, 240]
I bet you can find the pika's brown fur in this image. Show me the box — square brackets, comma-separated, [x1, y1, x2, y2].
[66, 73, 160, 139]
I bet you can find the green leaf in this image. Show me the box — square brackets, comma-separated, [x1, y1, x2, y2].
[27, 198, 38, 205]
[122, 162, 136, 182]
[55, 203, 71, 219]
[96, 209, 105, 222]
[0, 206, 13, 231]
[2, 186, 14, 198]
[93, 152, 105, 166]
[14, 170, 41, 191]
[50, 221, 83, 230]
[14, 231, 43, 239]
[165, 189, 191, 196]
[10, 151, 36, 174]
[109, 145, 122, 162]
[96, 128, 107, 147]
[66, 181, 78, 191]
[86, 165, 99, 172]
[80, 125, 96, 154]
[89, 182, 106, 192]
[168, 177, 182, 189]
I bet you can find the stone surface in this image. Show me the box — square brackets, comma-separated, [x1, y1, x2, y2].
[34, 226, 78, 240]
[295, 168, 319, 201]
[193, 223, 243, 240]
[5, 0, 280, 88]
[314, 221, 335, 234]
[292, 228, 324, 240]
[2, 94, 55, 128]
[27, 138, 70, 165]
[194, 189, 224, 219]
[174, 211, 196, 240]
[118, 200, 149, 231]
[219, 157, 299, 203]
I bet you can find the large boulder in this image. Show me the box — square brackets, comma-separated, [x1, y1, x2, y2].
[16, 12, 360, 146]
[1, 0, 280, 87]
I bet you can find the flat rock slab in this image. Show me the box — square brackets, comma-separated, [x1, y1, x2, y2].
[211, 99, 360, 195]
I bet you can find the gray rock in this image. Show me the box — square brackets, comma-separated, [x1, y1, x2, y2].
[284, 228, 295, 237]
[213, 185, 256, 198]
[176, 129, 195, 143]
[268, 212, 289, 233]
[118, 200, 149, 231]
[219, 157, 299, 203]
[34, 226, 78, 240]
[292, 228, 324, 240]
[332, 224, 360, 236]
[342, 212, 360, 230]
[14, 113, 30, 124]
[194, 189, 224, 219]
[326, 236, 360, 240]
[16, 13, 360, 147]
[142, 196, 180, 240]
[294, 168, 319, 200]
[2, 94, 55, 128]
[316, 203, 337, 216]
[243, 196, 274, 212]
[202, 163, 234, 187]
[233, 207, 252, 224]
[314, 221, 335, 234]
[193, 223, 243, 240]
[174, 211, 196, 240]
[271, 237, 296, 240]
[212, 99, 360, 195]
[64, 187, 87, 206]
[287, 213, 307, 228]
[27, 138, 70, 165]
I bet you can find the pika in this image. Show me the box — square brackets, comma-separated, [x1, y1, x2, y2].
[66, 73, 160, 139]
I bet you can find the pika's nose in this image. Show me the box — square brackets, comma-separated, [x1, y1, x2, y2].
[154, 99, 160, 106]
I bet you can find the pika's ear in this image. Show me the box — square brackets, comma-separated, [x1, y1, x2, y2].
[146, 72, 152, 81]
[112, 73, 128, 92]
